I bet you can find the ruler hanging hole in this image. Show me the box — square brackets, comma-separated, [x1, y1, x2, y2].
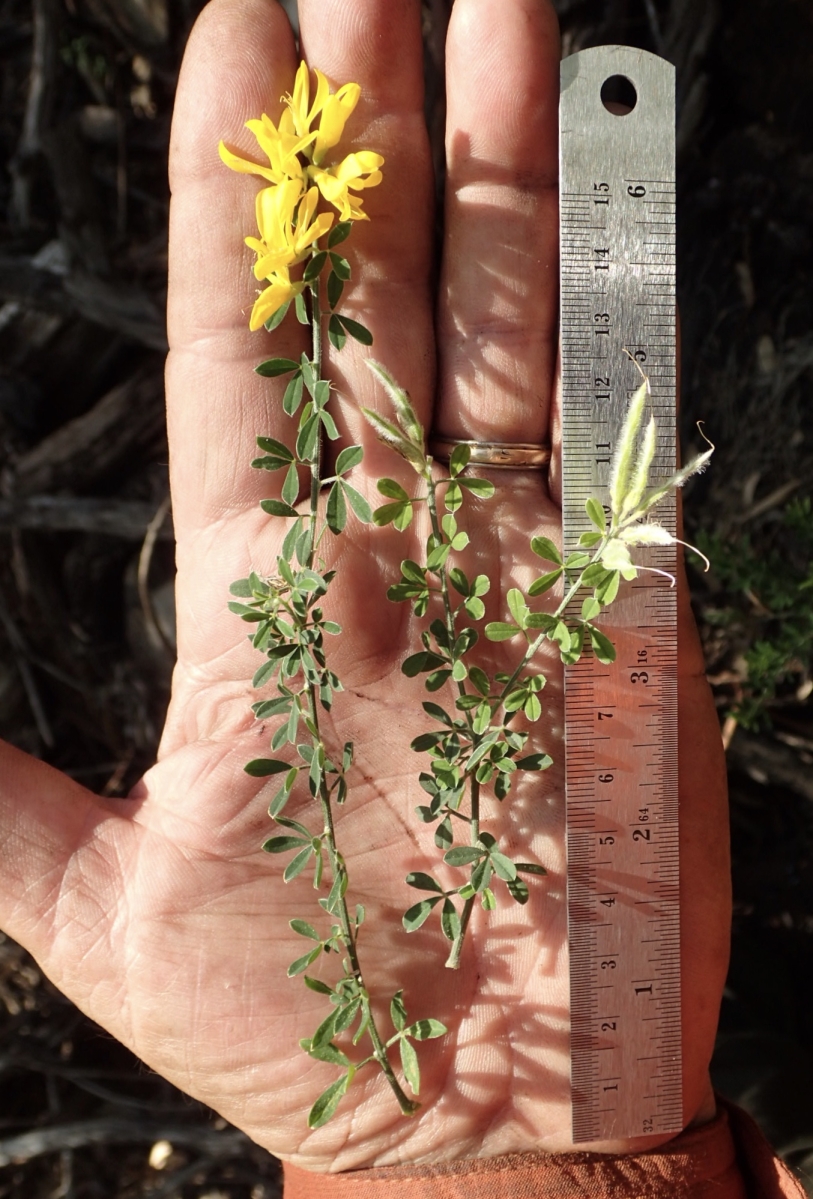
[600, 75, 637, 115]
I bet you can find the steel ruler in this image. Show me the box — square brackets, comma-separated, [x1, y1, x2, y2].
[559, 46, 680, 1143]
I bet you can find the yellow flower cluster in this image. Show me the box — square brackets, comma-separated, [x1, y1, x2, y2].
[219, 63, 384, 331]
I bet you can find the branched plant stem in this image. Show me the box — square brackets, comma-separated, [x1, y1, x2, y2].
[424, 472, 480, 968]
[304, 269, 417, 1118]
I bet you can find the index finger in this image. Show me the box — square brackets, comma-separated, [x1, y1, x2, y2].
[166, 0, 301, 542]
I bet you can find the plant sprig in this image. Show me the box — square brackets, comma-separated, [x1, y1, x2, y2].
[363, 362, 713, 971]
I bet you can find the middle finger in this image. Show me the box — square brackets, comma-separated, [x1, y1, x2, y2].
[435, 0, 560, 447]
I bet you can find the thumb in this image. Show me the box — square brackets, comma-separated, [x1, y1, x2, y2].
[0, 740, 131, 1016]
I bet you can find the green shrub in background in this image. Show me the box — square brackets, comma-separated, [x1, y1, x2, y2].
[696, 498, 813, 729]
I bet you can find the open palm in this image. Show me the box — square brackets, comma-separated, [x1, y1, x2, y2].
[0, 0, 731, 1175]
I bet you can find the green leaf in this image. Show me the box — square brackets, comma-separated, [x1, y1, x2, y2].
[408, 1018, 447, 1041]
[335, 445, 363, 475]
[283, 374, 305, 416]
[463, 596, 486, 621]
[447, 567, 468, 597]
[320, 408, 340, 441]
[256, 436, 294, 461]
[377, 477, 410, 501]
[260, 499, 298, 518]
[426, 542, 451, 571]
[401, 559, 426, 585]
[471, 856, 494, 892]
[581, 596, 601, 621]
[515, 862, 547, 876]
[400, 1036, 421, 1095]
[425, 668, 451, 691]
[516, 752, 553, 771]
[295, 292, 309, 324]
[308, 1074, 351, 1129]
[337, 315, 373, 346]
[402, 651, 447, 677]
[596, 569, 620, 606]
[341, 483, 373, 524]
[296, 413, 320, 462]
[263, 299, 290, 331]
[328, 220, 353, 248]
[444, 846, 484, 867]
[244, 758, 291, 777]
[304, 976, 333, 996]
[565, 551, 591, 569]
[255, 357, 300, 378]
[589, 626, 617, 664]
[326, 481, 347, 534]
[580, 530, 603, 548]
[458, 477, 495, 498]
[422, 702, 453, 726]
[406, 872, 445, 893]
[441, 898, 461, 943]
[485, 621, 522, 642]
[268, 768, 297, 818]
[481, 886, 497, 911]
[390, 989, 407, 1032]
[229, 578, 253, 598]
[449, 443, 471, 476]
[411, 732, 444, 752]
[468, 666, 490, 696]
[528, 568, 563, 596]
[530, 536, 562, 564]
[434, 815, 453, 850]
[507, 588, 528, 628]
[262, 835, 307, 853]
[443, 480, 463, 512]
[252, 696, 292, 718]
[281, 462, 299, 507]
[586, 497, 607, 531]
[524, 692, 542, 722]
[328, 313, 347, 351]
[288, 946, 322, 977]
[307, 1040, 351, 1068]
[329, 252, 352, 280]
[451, 659, 468, 682]
[491, 851, 518, 882]
[304, 250, 328, 281]
[373, 500, 408, 527]
[283, 846, 313, 882]
[403, 896, 442, 932]
[327, 270, 344, 309]
[548, 620, 570, 650]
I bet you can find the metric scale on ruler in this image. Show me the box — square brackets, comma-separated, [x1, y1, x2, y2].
[559, 46, 680, 1143]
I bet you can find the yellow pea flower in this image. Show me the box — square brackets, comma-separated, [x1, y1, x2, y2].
[220, 62, 384, 330]
[248, 268, 304, 333]
[247, 183, 334, 280]
[309, 151, 384, 222]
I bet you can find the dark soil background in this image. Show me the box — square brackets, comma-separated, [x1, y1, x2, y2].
[1, 0, 812, 1194]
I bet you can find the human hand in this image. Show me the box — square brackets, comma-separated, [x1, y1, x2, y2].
[0, 0, 730, 1173]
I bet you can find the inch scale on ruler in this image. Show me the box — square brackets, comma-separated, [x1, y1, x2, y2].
[559, 46, 681, 1144]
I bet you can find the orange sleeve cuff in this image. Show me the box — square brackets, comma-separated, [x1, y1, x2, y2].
[283, 1101, 806, 1199]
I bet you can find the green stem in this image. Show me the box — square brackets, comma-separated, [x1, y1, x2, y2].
[491, 535, 612, 716]
[308, 689, 418, 1116]
[425, 477, 468, 702]
[299, 259, 417, 1117]
[307, 273, 323, 568]
[445, 775, 478, 969]
[425, 475, 484, 971]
